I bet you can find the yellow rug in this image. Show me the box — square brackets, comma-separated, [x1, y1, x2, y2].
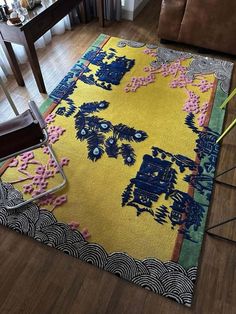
[0, 34, 233, 306]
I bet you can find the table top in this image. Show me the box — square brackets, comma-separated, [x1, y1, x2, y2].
[0, 0, 78, 43]
[18, 0, 61, 28]
[22, 0, 58, 25]
[0, 0, 65, 30]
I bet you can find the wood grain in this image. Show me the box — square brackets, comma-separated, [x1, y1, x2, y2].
[0, 1, 235, 313]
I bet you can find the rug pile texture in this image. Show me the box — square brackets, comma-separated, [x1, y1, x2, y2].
[0, 34, 233, 306]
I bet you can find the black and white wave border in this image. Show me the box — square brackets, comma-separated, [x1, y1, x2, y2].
[0, 183, 197, 307]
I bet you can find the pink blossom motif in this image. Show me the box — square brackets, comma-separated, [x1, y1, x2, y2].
[7, 121, 69, 212]
[45, 113, 56, 124]
[143, 48, 152, 55]
[33, 174, 44, 185]
[60, 157, 70, 167]
[200, 102, 209, 114]
[183, 91, 200, 114]
[48, 125, 64, 144]
[23, 184, 34, 194]
[160, 60, 187, 79]
[39, 181, 48, 190]
[81, 228, 91, 240]
[42, 147, 50, 155]
[68, 221, 80, 230]
[38, 194, 55, 206]
[161, 70, 168, 77]
[9, 158, 19, 167]
[44, 170, 54, 179]
[198, 113, 207, 127]
[55, 126, 66, 136]
[48, 125, 57, 132]
[18, 163, 28, 171]
[52, 195, 67, 207]
[170, 73, 193, 89]
[193, 79, 213, 93]
[143, 49, 157, 57]
[48, 125, 65, 136]
[36, 165, 46, 175]
[32, 189, 43, 197]
[48, 159, 57, 168]
[49, 133, 59, 144]
[170, 80, 179, 88]
[20, 151, 34, 163]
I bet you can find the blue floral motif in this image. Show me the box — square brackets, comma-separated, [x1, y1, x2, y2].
[50, 47, 135, 102]
[50, 62, 89, 104]
[83, 47, 105, 65]
[185, 113, 220, 174]
[169, 190, 205, 232]
[152, 146, 201, 173]
[184, 173, 213, 201]
[122, 148, 205, 241]
[56, 100, 148, 165]
[154, 205, 169, 225]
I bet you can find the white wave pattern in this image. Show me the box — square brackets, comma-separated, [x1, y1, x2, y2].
[0, 183, 197, 307]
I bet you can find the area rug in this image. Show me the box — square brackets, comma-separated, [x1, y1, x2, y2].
[0, 34, 234, 306]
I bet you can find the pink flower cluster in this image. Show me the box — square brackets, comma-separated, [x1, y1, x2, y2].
[124, 64, 160, 92]
[170, 73, 193, 88]
[9, 158, 19, 167]
[68, 222, 91, 240]
[23, 164, 51, 196]
[197, 102, 209, 127]
[48, 125, 66, 144]
[143, 48, 157, 57]
[193, 79, 213, 92]
[8, 116, 69, 211]
[124, 74, 156, 92]
[22, 155, 69, 197]
[81, 228, 91, 240]
[38, 193, 67, 209]
[161, 61, 187, 78]
[183, 91, 200, 114]
[45, 113, 56, 124]
[20, 151, 34, 163]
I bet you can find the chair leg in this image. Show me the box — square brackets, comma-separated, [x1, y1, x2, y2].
[0, 144, 67, 210]
[0, 76, 20, 116]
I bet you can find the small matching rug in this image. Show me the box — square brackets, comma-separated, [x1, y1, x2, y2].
[0, 34, 233, 306]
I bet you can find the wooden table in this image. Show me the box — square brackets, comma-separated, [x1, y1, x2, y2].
[0, 0, 104, 94]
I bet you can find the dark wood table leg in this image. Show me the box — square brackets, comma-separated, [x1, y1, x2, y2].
[97, 0, 105, 27]
[79, 0, 87, 23]
[22, 36, 47, 94]
[0, 37, 25, 87]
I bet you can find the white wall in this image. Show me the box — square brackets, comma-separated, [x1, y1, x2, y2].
[122, 0, 150, 20]
[122, 0, 135, 12]
[134, 0, 144, 9]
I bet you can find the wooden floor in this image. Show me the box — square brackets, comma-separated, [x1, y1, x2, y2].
[0, 1, 236, 313]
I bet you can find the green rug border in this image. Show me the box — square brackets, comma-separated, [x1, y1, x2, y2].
[179, 83, 228, 269]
